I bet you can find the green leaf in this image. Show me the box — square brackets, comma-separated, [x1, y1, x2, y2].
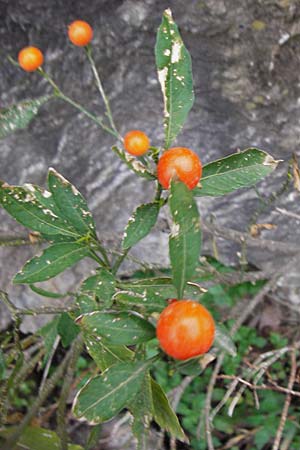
[78, 311, 155, 345]
[13, 242, 91, 284]
[0, 96, 51, 139]
[193, 148, 279, 197]
[0, 182, 79, 239]
[119, 277, 201, 307]
[155, 9, 194, 147]
[122, 202, 159, 250]
[76, 293, 98, 314]
[72, 359, 154, 423]
[169, 181, 201, 297]
[85, 425, 102, 450]
[151, 378, 187, 442]
[57, 313, 80, 347]
[29, 284, 68, 299]
[113, 290, 166, 314]
[214, 324, 237, 356]
[0, 426, 83, 450]
[80, 270, 116, 308]
[84, 332, 133, 371]
[48, 168, 97, 237]
[38, 317, 59, 365]
[129, 373, 153, 449]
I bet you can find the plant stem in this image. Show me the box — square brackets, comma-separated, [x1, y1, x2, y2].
[57, 335, 84, 450]
[2, 336, 78, 450]
[85, 46, 122, 141]
[37, 68, 118, 138]
[112, 248, 129, 275]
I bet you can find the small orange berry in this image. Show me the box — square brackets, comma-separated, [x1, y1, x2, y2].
[18, 47, 44, 72]
[68, 20, 93, 47]
[157, 147, 202, 190]
[156, 300, 215, 360]
[123, 130, 150, 156]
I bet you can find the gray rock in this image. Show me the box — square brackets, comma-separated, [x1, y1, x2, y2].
[1, 0, 300, 330]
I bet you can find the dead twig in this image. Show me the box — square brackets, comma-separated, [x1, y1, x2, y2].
[272, 348, 297, 450]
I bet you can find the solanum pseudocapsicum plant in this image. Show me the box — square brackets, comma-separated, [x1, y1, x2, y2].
[0, 8, 279, 450]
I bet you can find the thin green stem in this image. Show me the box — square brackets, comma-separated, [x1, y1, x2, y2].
[37, 68, 119, 138]
[112, 247, 129, 275]
[85, 46, 122, 141]
[90, 238, 111, 267]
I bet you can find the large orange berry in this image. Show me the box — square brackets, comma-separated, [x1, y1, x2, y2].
[18, 47, 44, 72]
[156, 299, 215, 360]
[124, 130, 150, 156]
[68, 20, 93, 47]
[157, 147, 202, 190]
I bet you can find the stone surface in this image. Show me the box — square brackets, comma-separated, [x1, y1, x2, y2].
[1, 0, 300, 330]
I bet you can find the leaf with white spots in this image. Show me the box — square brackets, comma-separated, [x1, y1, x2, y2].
[72, 359, 154, 423]
[48, 168, 97, 237]
[80, 270, 116, 309]
[0, 96, 52, 139]
[0, 182, 79, 239]
[83, 332, 133, 371]
[118, 277, 201, 311]
[122, 202, 159, 250]
[13, 242, 91, 284]
[155, 9, 194, 147]
[129, 373, 153, 448]
[77, 311, 155, 345]
[194, 148, 279, 197]
[113, 290, 166, 314]
[169, 181, 201, 298]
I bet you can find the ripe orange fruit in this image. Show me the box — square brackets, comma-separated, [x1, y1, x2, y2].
[156, 299, 215, 360]
[123, 130, 150, 156]
[68, 20, 93, 47]
[18, 47, 44, 72]
[157, 147, 202, 190]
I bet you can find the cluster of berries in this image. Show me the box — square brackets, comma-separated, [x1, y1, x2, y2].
[17, 20, 214, 361]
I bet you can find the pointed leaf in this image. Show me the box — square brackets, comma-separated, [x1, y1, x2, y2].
[0, 182, 79, 238]
[80, 270, 116, 308]
[84, 332, 133, 371]
[73, 359, 154, 423]
[29, 284, 69, 299]
[151, 378, 187, 442]
[77, 311, 155, 345]
[169, 181, 201, 297]
[0, 96, 51, 139]
[122, 202, 159, 250]
[155, 9, 194, 147]
[194, 148, 279, 197]
[48, 168, 96, 237]
[13, 242, 91, 284]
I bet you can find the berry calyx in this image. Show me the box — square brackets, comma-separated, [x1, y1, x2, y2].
[68, 20, 93, 47]
[156, 299, 215, 360]
[157, 147, 202, 190]
[124, 130, 150, 156]
[18, 47, 44, 72]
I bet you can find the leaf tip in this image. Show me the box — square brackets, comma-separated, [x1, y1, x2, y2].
[263, 154, 283, 169]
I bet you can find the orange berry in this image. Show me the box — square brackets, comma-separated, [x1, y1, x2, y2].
[68, 20, 93, 47]
[157, 147, 202, 190]
[18, 47, 44, 72]
[156, 300, 215, 360]
[123, 130, 150, 156]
